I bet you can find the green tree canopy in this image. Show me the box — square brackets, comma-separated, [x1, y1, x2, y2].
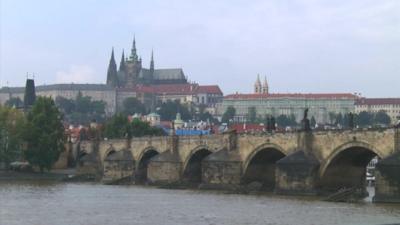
[5, 97, 24, 108]
[357, 111, 374, 127]
[122, 97, 146, 115]
[276, 114, 297, 128]
[55, 93, 106, 125]
[221, 106, 236, 124]
[247, 107, 257, 123]
[374, 110, 391, 125]
[23, 97, 65, 172]
[0, 105, 25, 165]
[103, 114, 165, 139]
[103, 113, 131, 139]
[310, 116, 317, 128]
[156, 100, 191, 121]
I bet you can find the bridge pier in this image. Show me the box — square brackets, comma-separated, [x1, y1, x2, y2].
[201, 148, 242, 189]
[373, 151, 400, 203]
[147, 151, 182, 185]
[274, 150, 320, 195]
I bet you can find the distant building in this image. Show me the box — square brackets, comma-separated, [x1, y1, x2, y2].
[0, 37, 223, 115]
[0, 83, 117, 116]
[355, 98, 400, 124]
[217, 76, 357, 124]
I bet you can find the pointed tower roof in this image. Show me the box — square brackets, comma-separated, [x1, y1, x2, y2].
[150, 49, 155, 71]
[130, 35, 138, 61]
[263, 76, 268, 87]
[106, 47, 118, 87]
[255, 74, 261, 85]
[119, 49, 126, 72]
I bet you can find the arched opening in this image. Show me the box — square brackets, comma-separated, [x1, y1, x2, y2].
[319, 146, 379, 197]
[242, 148, 286, 190]
[182, 149, 212, 184]
[136, 149, 159, 183]
[77, 151, 88, 167]
[106, 149, 116, 158]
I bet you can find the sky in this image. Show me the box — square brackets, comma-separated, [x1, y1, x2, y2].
[0, 0, 399, 97]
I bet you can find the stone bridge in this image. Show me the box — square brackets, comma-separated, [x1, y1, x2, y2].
[76, 128, 400, 203]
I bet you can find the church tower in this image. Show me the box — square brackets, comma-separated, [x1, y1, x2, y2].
[262, 76, 269, 94]
[24, 78, 36, 110]
[125, 36, 142, 87]
[106, 48, 118, 87]
[254, 74, 262, 94]
[119, 49, 126, 73]
[150, 50, 154, 74]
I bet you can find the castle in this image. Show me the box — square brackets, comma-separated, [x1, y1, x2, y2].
[106, 37, 188, 88]
[0, 38, 223, 117]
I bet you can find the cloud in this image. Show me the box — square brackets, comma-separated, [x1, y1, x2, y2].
[55, 65, 96, 83]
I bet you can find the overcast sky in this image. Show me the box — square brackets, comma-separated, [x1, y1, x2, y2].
[1, 0, 399, 97]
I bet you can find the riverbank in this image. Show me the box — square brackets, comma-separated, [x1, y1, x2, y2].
[0, 169, 76, 181]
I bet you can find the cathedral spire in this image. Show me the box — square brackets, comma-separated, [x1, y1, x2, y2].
[119, 49, 126, 72]
[254, 74, 262, 94]
[262, 75, 269, 94]
[150, 49, 154, 72]
[130, 35, 138, 61]
[106, 47, 118, 87]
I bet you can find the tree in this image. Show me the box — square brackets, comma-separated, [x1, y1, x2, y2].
[55, 96, 75, 114]
[335, 113, 343, 126]
[130, 119, 165, 137]
[23, 97, 66, 172]
[276, 114, 297, 128]
[103, 115, 165, 139]
[247, 107, 257, 123]
[103, 113, 131, 139]
[375, 110, 391, 125]
[328, 112, 337, 124]
[357, 111, 374, 127]
[0, 106, 25, 166]
[55, 94, 106, 125]
[221, 106, 236, 124]
[310, 116, 316, 128]
[122, 97, 146, 115]
[5, 97, 23, 108]
[156, 100, 191, 121]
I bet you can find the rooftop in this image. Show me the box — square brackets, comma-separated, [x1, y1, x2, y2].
[224, 93, 358, 100]
[355, 98, 400, 106]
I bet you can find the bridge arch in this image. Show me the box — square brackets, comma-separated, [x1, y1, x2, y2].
[242, 143, 287, 190]
[104, 147, 117, 159]
[318, 141, 382, 193]
[135, 147, 159, 183]
[182, 145, 212, 184]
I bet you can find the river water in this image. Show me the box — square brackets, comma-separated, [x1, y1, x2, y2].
[0, 182, 399, 225]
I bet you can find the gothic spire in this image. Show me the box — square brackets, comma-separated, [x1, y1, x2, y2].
[262, 75, 269, 94]
[106, 47, 118, 87]
[119, 49, 126, 72]
[150, 49, 154, 72]
[254, 74, 262, 94]
[130, 35, 138, 61]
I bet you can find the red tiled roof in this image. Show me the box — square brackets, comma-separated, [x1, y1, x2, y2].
[355, 98, 400, 106]
[197, 85, 223, 95]
[133, 84, 223, 95]
[224, 93, 357, 100]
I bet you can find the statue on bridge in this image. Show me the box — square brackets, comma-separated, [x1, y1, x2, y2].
[302, 108, 311, 132]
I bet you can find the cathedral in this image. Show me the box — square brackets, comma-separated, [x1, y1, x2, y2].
[0, 37, 223, 117]
[106, 37, 188, 88]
